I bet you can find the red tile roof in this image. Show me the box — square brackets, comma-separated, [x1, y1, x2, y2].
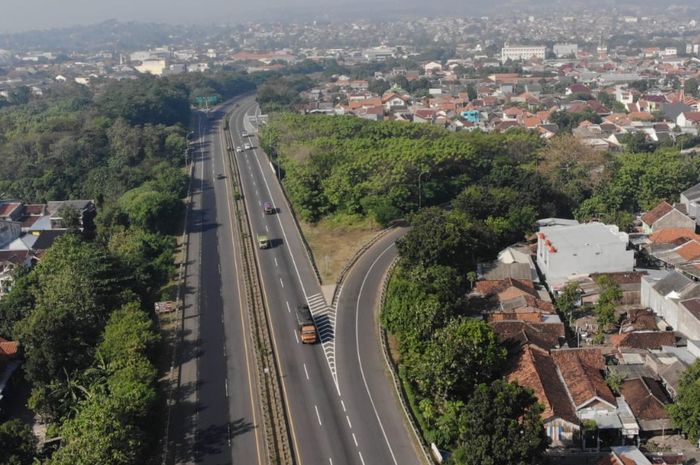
[0, 202, 21, 218]
[505, 344, 578, 423]
[620, 377, 670, 423]
[641, 201, 673, 226]
[649, 228, 700, 245]
[491, 321, 564, 350]
[551, 348, 616, 409]
[0, 337, 19, 359]
[676, 240, 700, 261]
[610, 331, 676, 350]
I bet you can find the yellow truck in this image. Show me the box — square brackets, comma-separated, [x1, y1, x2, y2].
[295, 305, 317, 344]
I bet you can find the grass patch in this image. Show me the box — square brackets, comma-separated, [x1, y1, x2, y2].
[299, 213, 381, 284]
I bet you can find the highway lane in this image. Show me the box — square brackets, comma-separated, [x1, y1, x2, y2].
[226, 97, 426, 465]
[229, 101, 358, 465]
[335, 228, 428, 465]
[171, 98, 264, 465]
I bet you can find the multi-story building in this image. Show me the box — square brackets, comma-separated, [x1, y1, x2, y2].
[536, 222, 635, 288]
[553, 43, 578, 58]
[501, 44, 546, 63]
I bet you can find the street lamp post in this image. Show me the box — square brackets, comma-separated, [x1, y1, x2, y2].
[418, 170, 430, 210]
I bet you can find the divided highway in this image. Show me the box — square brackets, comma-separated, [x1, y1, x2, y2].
[228, 97, 426, 465]
[170, 94, 425, 465]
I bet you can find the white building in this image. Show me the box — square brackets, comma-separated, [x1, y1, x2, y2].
[135, 59, 167, 76]
[553, 43, 578, 58]
[537, 222, 635, 288]
[500, 44, 546, 63]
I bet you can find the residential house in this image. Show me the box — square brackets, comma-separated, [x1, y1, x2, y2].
[676, 298, 700, 340]
[505, 344, 580, 447]
[491, 321, 564, 350]
[597, 446, 652, 465]
[641, 201, 696, 234]
[641, 271, 700, 334]
[619, 377, 673, 434]
[0, 250, 32, 297]
[551, 348, 617, 421]
[680, 182, 700, 224]
[676, 111, 700, 128]
[477, 245, 539, 282]
[46, 200, 96, 231]
[581, 272, 647, 306]
[610, 331, 677, 350]
[537, 222, 635, 289]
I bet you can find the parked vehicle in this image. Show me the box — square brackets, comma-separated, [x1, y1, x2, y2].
[257, 234, 270, 249]
[263, 202, 274, 214]
[295, 305, 317, 344]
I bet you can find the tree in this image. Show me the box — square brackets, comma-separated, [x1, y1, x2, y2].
[0, 420, 36, 465]
[447, 380, 549, 465]
[557, 282, 580, 325]
[407, 318, 506, 402]
[16, 235, 125, 415]
[668, 359, 700, 443]
[593, 275, 621, 332]
[396, 208, 481, 273]
[119, 186, 183, 234]
[685, 77, 699, 98]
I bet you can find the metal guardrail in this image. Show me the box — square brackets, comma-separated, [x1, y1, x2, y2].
[223, 117, 295, 465]
[330, 219, 407, 308]
[378, 258, 435, 465]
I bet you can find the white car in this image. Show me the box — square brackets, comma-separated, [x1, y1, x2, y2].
[235, 146, 243, 153]
[244, 143, 251, 150]
[241, 132, 250, 137]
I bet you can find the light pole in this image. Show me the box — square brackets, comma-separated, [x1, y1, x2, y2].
[418, 170, 430, 210]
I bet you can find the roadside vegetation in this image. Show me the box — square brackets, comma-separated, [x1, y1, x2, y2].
[0, 71, 256, 464]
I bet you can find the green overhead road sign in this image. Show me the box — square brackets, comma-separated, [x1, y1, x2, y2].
[195, 95, 219, 106]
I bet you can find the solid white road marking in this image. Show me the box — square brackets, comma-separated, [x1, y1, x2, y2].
[225, 379, 229, 397]
[329, 459, 333, 465]
[353, 433, 358, 447]
[315, 405, 322, 426]
[265, 225, 269, 232]
[304, 363, 309, 380]
[341, 400, 346, 412]
[294, 331, 299, 343]
[275, 257, 279, 267]
[346, 416, 352, 429]
[358, 451, 365, 465]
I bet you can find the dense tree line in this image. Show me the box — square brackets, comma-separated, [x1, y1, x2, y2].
[0, 71, 253, 464]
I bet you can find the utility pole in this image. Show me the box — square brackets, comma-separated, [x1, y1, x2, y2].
[418, 170, 430, 210]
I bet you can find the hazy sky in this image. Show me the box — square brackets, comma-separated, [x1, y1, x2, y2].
[1, 0, 408, 33]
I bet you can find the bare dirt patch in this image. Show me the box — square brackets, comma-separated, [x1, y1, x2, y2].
[300, 214, 381, 284]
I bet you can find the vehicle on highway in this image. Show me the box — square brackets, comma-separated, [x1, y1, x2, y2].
[256, 234, 270, 249]
[263, 202, 274, 214]
[216, 173, 226, 179]
[244, 143, 252, 150]
[295, 305, 317, 344]
[236, 146, 242, 153]
[227, 145, 231, 151]
[241, 132, 250, 137]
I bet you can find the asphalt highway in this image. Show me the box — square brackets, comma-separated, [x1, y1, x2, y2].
[171, 96, 265, 465]
[227, 97, 426, 465]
